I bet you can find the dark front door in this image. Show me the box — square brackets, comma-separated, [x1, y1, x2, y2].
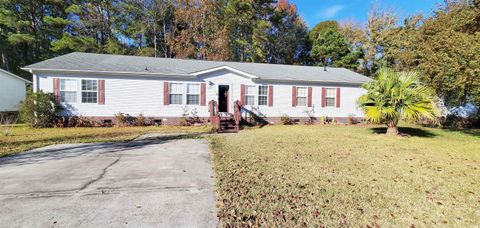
[218, 85, 229, 112]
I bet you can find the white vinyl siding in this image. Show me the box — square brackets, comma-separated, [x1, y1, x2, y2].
[60, 79, 77, 103]
[325, 88, 336, 107]
[186, 83, 200, 105]
[81, 80, 97, 103]
[35, 71, 366, 119]
[296, 87, 307, 107]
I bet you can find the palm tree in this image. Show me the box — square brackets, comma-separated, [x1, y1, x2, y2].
[357, 68, 437, 135]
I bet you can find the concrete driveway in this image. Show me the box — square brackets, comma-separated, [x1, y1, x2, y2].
[0, 138, 217, 227]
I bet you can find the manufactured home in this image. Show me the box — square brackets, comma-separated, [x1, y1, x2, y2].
[0, 69, 31, 114]
[22, 52, 370, 126]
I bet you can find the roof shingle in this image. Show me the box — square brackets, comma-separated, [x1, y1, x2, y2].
[23, 52, 370, 84]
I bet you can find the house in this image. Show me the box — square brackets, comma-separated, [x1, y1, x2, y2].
[0, 69, 31, 114]
[22, 52, 370, 126]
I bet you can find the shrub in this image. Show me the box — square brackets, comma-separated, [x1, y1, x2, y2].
[20, 91, 61, 128]
[320, 116, 327, 125]
[280, 114, 293, 125]
[114, 112, 134, 127]
[0, 114, 17, 136]
[135, 114, 147, 126]
[53, 116, 95, 128]
[347, 115, 357, 125]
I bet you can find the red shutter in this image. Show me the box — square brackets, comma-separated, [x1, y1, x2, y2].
[307, 86, 312, 107]
[321, 87, 326, 107]
[240, 84, 245, 105]
[292, 86, 296, 107]
[163, 81, 169, 105]
[268, 85, 273, 107]
[200, 83, 206, 106]
[336, 87, 341, 108]
[53, 78, 60, 102]
[98, 80, 105, 105]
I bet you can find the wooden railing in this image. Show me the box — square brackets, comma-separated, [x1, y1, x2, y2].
[233, 100, 242, 131]
[208, 100, 220, 130]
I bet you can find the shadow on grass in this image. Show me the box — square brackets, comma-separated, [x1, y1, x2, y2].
[444, 128, 480, 138]
[370, 127, 438, 138]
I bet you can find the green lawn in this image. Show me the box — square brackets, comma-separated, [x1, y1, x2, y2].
[0, 125, 209, 157]
[209, 125, 480, 227]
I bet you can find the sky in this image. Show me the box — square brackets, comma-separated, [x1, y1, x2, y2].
[291, 0, 445, 28]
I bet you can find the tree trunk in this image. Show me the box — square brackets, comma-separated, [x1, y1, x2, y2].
[386, 122, 399, 135]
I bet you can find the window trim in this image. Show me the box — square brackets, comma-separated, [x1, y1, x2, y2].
[186, 83, 201, 106]
[257, 85, 268, 106]
[325, 87, 337, 107]
[59, 79, 78, 103]
[168, 82, 184, 105]
[243, 84, 269, 106]
[244, 85, 256, 106]
[81, 79, 98, 104]
[168, 82, 202, 106]
[296, 86, 308, 107]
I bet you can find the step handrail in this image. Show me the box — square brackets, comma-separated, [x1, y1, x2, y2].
[208, 100, 221, 130]
[233, 100, 242, 131]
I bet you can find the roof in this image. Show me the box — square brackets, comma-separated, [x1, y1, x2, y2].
[0, 68, 31, 83]
[22, 52, 371, 85]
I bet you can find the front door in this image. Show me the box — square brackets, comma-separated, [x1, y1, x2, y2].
[218, 85, 229, 112]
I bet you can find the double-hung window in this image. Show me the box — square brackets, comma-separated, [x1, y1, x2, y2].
[245, 85, 256, 105]
[186, 83, 200, 105]
[60, 79, 77, 103]
[81, 79, 97, 103]
[296, 87, 307, 106]
[325, 88, 336, 107]
[169, 83, 183, 105]
[258, 85, 268, 106]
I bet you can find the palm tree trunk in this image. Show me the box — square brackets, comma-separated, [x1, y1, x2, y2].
[386, 121, 399, 135]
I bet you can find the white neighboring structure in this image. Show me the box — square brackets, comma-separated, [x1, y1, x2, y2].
[0, 69, 31, 113]
[23, 52, 371, 125]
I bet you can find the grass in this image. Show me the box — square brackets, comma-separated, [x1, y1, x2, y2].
[209, 125, 480, 227]
[0, 124, 209, 157]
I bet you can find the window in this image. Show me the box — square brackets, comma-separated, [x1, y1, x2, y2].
[245, 85, 256, 105]
[258, 85, 268, 106]
[296, 87, 307, 106]
[60, 79, 77, 103]
[81, 80, 97, 103]
[169, 83, 183, 105]
[325, 88, 336, 107]
[186, 83, 200, 105]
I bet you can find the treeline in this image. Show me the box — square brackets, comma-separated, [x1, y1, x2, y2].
[0, 0, 479, 113]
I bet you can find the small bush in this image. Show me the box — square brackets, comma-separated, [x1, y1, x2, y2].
[280, 114, 293, 125]
[179, 117, 188, 126]
[347, 115, 357, 125]
[135, 114, 148, 126]
[320, 116, 327, 125]
[53, 116, 95, 128]
[114, 112, 134, 127]
[20, 91, 61, 128]
[0, 114, 17, 136]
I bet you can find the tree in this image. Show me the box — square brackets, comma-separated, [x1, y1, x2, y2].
[357, 68, 437, 135]
[0, 0, 72, 78]
[310, 28, 350, 68]
[415, 1, 480, 111]
[363, 6, 397, 74]
[266, 0, 309, 64]
[169, 0, 229, 60]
